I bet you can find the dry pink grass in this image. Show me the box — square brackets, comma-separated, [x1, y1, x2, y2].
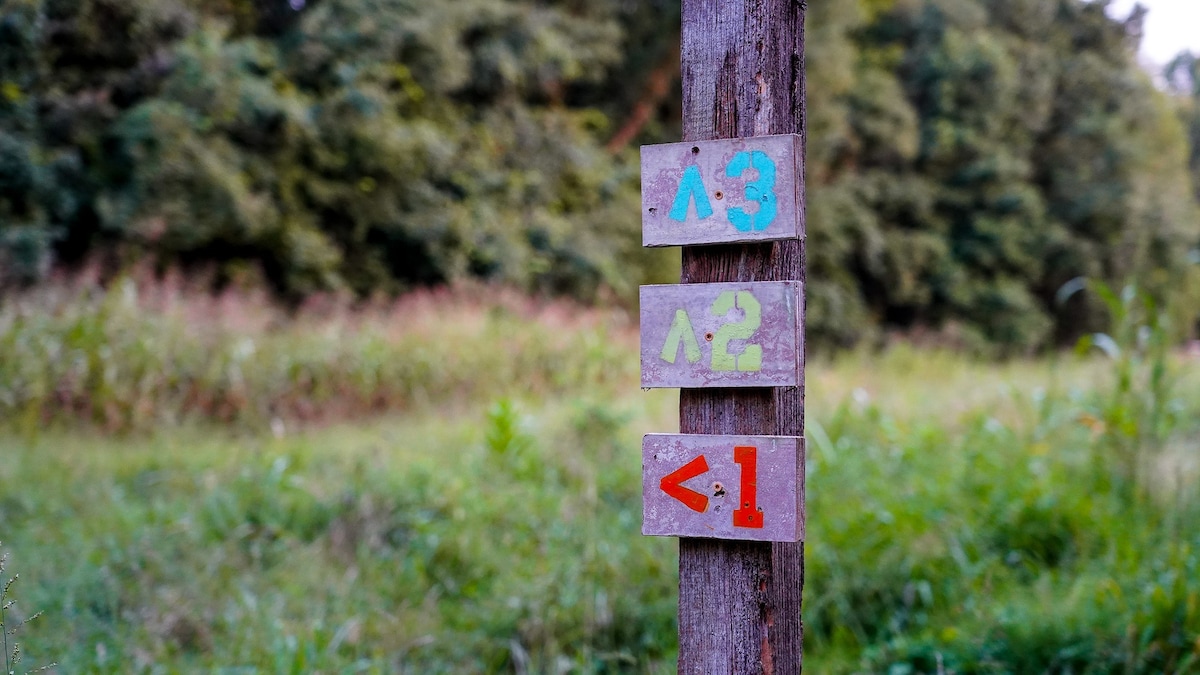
[1, 265, 638, 432]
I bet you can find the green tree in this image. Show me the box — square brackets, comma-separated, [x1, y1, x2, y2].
[98, 0, 643, 297]
[801, 0, 1198, 352]
[0, 0, 54, 283]
[1167, 52, 1200, 205]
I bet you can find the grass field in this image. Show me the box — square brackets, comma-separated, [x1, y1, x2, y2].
[2, 281, 1200, 673]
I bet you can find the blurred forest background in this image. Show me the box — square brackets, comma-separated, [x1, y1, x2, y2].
[6, 0, 1200, 673]
[3, 0, 1199, 352]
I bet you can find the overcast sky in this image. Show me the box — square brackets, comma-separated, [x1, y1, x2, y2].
[1105, 0, 1200, 68]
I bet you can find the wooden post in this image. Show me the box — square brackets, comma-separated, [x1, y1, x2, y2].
[677, 1, 806, 673]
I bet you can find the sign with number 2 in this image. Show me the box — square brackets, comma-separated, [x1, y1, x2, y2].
[640, 281, 803, 388]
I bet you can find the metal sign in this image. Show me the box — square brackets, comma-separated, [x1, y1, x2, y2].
[640, 281, 803, 389]
[641, 134, 802, 247]
[643, 434, 804, 542]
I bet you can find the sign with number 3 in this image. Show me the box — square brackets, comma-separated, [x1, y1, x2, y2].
[641, 134, 802, 247]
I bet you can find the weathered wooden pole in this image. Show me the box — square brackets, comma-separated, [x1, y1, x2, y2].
[677, 1, 806, 673]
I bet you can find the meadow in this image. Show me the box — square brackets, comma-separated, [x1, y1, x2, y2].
[2, 277, 1200, 673]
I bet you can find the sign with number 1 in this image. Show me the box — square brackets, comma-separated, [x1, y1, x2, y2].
[643, 434, 804, 542]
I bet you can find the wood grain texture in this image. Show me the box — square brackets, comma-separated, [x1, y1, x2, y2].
[677, 0, 807, 672]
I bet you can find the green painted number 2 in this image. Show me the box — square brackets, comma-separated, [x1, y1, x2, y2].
[659, 291, 763, 372]
[710, 291, 762, 372]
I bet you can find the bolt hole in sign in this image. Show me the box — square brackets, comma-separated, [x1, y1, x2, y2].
[640, 281, 802, 389]
[641, 134, 802, 247]
[643, 434, 804, 542]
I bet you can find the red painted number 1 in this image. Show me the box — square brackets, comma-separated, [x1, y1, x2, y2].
[733, 446, 762, 528]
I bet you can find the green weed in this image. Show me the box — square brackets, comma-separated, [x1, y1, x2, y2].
[0, 542, 54, 675]
[1060, 278, 1187, 500]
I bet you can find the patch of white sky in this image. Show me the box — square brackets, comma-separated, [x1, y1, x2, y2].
[1104, 0, 1200, 69]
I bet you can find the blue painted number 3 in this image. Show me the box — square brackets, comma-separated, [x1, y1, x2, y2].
[726, 151, 777, 233]
[667, 151, 778, 233]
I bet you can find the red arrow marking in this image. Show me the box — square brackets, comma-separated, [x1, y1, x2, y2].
[660, 454, 710, 513]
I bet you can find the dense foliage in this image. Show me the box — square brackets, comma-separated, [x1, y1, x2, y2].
[1, 0, 1198, 350]
[1169, 52, 1200, 206]
[806, 1, 1198, 350]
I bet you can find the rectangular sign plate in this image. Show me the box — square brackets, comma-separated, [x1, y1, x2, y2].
[643, 434, 804, 542]
[640, 281, 802, 389]
[641, 134, 803, 247]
